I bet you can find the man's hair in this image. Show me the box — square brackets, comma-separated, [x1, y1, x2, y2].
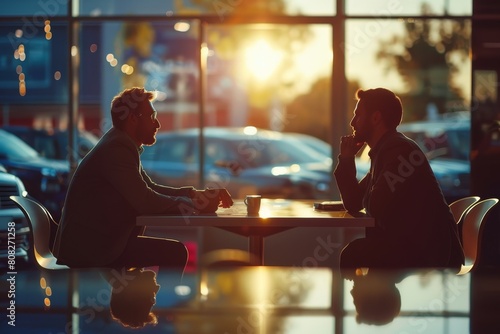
[110, 87, 155, 129]
[355, 88, 403, 130]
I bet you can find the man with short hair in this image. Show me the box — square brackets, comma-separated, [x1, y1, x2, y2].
[334, 88, 464, 274]
[53, 87, 233, 270]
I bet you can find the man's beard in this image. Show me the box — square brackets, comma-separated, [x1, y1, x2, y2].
[137, 128, 156, 146]
[353, 125, 371, 143]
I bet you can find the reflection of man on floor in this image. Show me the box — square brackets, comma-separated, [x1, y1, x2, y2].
[346, 268, 409, 325]
[101, 268, 160, 328]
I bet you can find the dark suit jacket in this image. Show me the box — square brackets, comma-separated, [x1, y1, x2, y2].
[334, 131, 464, 268]
[52, 128, 195, 267]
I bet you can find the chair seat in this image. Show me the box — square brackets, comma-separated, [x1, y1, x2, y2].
[36, 254, 70, 270]
[9, 195, 68, 271]
[457, 264, 473, 276]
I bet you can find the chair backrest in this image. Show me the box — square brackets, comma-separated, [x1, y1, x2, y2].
[449, 196, 481, 224]
[9, 196, 69, 270]
[461, 198, 499, 268]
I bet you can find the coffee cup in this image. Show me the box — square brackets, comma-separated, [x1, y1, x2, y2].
[244, 195, 261, 215]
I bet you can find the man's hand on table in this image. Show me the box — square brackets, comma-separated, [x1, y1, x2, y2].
[217, 188, 234, 208]
[191, 188, 234, 213]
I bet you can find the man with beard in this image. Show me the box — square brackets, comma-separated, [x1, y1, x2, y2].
[334, 88, 464, 276]
[53, 87, 233, 272]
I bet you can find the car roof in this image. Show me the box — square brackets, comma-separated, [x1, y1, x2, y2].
[155, 126, 286, 141]
[2, 125, 45, 132]
[398, 112, 470, 133]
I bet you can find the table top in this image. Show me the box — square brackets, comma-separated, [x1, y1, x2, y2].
[137, 199, 374, 228]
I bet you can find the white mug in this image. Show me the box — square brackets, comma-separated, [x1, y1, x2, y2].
[244, 195, 261, 215]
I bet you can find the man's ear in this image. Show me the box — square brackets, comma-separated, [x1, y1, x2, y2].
[129, 112, 139, 125]
[372, 110, 383, 126]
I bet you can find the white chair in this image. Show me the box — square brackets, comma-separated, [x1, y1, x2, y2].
[448, 196, 481, 224]
[457, 198, 499, 275]
[10, 195, 69, 270]
[10, 195, 83, 330]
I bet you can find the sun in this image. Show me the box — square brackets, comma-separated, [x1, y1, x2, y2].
[243, 39, 283, 81]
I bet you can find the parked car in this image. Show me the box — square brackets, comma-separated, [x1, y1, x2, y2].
[2, 125, 98, 161]
[0, 130, 70, 220]
[355, 113, 471, 202]
[285, 133, 333, 159]
[0, 164, 30, 266]
[141, 127, 334, 199]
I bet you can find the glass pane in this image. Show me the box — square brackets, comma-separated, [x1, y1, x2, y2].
[448, 0, 473, 15]
[0, 22, 69, 104]
[76, 0, 335, 17]
[346, 18, 471, 116]
[77, 0, 176, 17]
[283, 0, 336, 16]
[204, 24, 333, 198]
[206, 24, 332, 131]
[1, 0, 68, 16]
[79, 20, 200, 136]
[139, 23, 334, 198]
[345, 18, 471, 202]
[345, 0, 472, 16]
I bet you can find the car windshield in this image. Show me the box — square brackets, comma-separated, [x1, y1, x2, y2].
[286, 134, 332, 157]
[229, 138, 327, 167]
[0, 130, 40, 161]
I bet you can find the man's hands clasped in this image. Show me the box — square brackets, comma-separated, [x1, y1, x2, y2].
[192, 188, 234, 213]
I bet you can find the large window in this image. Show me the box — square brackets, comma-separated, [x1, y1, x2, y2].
[345, 0, 472, 16]
[0, 0, 472, 202]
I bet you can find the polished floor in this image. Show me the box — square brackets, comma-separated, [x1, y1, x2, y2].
[1, 261, 500, 334]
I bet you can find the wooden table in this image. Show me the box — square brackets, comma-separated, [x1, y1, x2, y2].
[136, 199, 374, 265]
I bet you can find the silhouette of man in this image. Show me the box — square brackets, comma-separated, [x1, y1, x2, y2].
[53, 87, 233, 272]
[334, 88, 464, 275]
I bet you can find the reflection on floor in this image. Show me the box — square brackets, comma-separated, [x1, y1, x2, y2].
[1, 264, 500, 333]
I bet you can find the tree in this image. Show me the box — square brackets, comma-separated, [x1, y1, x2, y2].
[376, 3, 470, 121]
[284, 77, 361, 143]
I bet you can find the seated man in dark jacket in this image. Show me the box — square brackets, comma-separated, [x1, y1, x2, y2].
[334, 88, 464, 275]
[53, 87, 233, 272]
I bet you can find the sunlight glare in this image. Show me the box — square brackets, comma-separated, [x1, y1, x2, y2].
[244, 39, 283, 81]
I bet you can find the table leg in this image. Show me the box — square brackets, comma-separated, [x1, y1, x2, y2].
[248, 235, 264, 265]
